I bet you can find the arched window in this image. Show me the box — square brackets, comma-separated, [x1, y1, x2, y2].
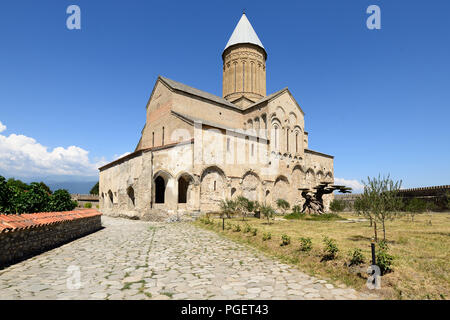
[108, 190, 113, 206]
[295, 132, 299, 153]
[127, 186, 135, 207]
[286, 128, 289, 152]
[274, 125, 279, 150]
[155, 176, 165, 203]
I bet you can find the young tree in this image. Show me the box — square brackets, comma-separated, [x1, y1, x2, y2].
[405, 198, 427, 221]
[236, 196, 249, 221]
[354, 190, 376, 233]
[260, 203, 275, 224]
[362, 174, 403, 241]
[219, 199, 236, 218]
[276, 198, 290, 215]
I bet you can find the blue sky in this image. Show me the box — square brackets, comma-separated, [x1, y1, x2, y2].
[0, 0, 449, 191]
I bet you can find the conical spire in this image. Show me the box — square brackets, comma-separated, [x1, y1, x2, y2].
[224, 13, 265, 53]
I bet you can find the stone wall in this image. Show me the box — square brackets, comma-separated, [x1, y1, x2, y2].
[335, 185, 450, 212]
[71, 194, 100, 209]
[0, 209, 102, 269]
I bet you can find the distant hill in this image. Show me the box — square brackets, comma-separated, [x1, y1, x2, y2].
[47, 181, 98, 194]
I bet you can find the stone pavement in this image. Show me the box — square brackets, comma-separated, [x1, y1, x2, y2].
[0, 216, 377, 300]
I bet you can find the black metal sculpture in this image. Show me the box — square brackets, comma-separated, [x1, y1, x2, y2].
[299, 182, 352, 214]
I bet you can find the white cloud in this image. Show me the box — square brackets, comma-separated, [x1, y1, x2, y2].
[334, 177, 365, 193]
[0, 123, 108, 178]
[0, 121, 6, 133]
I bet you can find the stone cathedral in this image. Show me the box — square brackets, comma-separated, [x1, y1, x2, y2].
[99, 13, 334, 219]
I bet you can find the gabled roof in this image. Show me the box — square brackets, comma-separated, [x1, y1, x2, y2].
[224, 14, 266, 55]
[152, 76, 304, 115]
[243, 87, 305, 115]
[158, 76, 240, 110]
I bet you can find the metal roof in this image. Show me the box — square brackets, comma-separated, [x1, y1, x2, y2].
[224, 13, 265, 53]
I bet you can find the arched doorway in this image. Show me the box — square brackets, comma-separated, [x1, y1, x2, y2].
[178, 176, 190, 203]
[155, 176, 166, 203]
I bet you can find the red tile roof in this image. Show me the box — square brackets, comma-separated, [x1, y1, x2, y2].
[0, 209, 102, 233]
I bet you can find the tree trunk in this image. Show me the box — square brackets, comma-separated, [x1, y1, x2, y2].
[373, 220, 378, 242]
[369, 216, 373, 227]
[382, 220, 386, 241]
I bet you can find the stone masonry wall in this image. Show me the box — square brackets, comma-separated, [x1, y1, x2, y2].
[0, 210, 102, 268]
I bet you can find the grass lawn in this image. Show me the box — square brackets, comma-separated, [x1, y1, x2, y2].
[193, 212, 450, 300]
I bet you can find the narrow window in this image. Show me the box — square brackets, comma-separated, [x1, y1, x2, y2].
[242, 62, 245, 92]
[162, 127, 165, 145]
[234, 63, 237, 92]
[214, 181, 216, 191]
[227, 138, 230, 152]
[152, 132, 155, 147]
[274, 126, 278, 149]
[251, 62, 253, 92]
[295, 132, 298, 153]
[286, 128, 289, 152]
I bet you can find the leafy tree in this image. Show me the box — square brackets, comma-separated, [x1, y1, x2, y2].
[260, 203, 275, 224]
[22, 182, 51, 213]
[0, 176, 13, 213]
[219, 199, 236, 218]
[38, 182, 52, 194]
[329, 199, 345, 212]
[404, 198, 427, 221]
[276, 198, 290, 214]
[235, 196, 258, 221]
[47, 189, 77, 212]
[6, 178, 30, 192]
[354, 190, 377, 237]
[361, 174, 403, 241]
[90, 181, 99, 195]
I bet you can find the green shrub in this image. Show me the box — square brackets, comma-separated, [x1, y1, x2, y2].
[309, 213, 344, 221]
[84, 202, 92, 209]
[233, 224, 241, 232]
[299, 237, 312, 252]
[276, 199, 290, 214]
[243, 224, 251, 233]
[329, 199, 346, 212]
[225, 222, 232, 230]
[262, 232, 272, 241]
[199, 216, 213, 225]
[322, 236, 339, 260]
[96, 205, 99, 209]
[376, 240, 394, 274]
[285, 212, 306, 220]
[292, 205, 302, 214]
[281, 234, 291, 246]
[251, 228, 258, 236]
[348, 248, 365, 266]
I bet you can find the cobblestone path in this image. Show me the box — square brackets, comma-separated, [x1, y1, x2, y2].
[0, 216, 377, 300]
